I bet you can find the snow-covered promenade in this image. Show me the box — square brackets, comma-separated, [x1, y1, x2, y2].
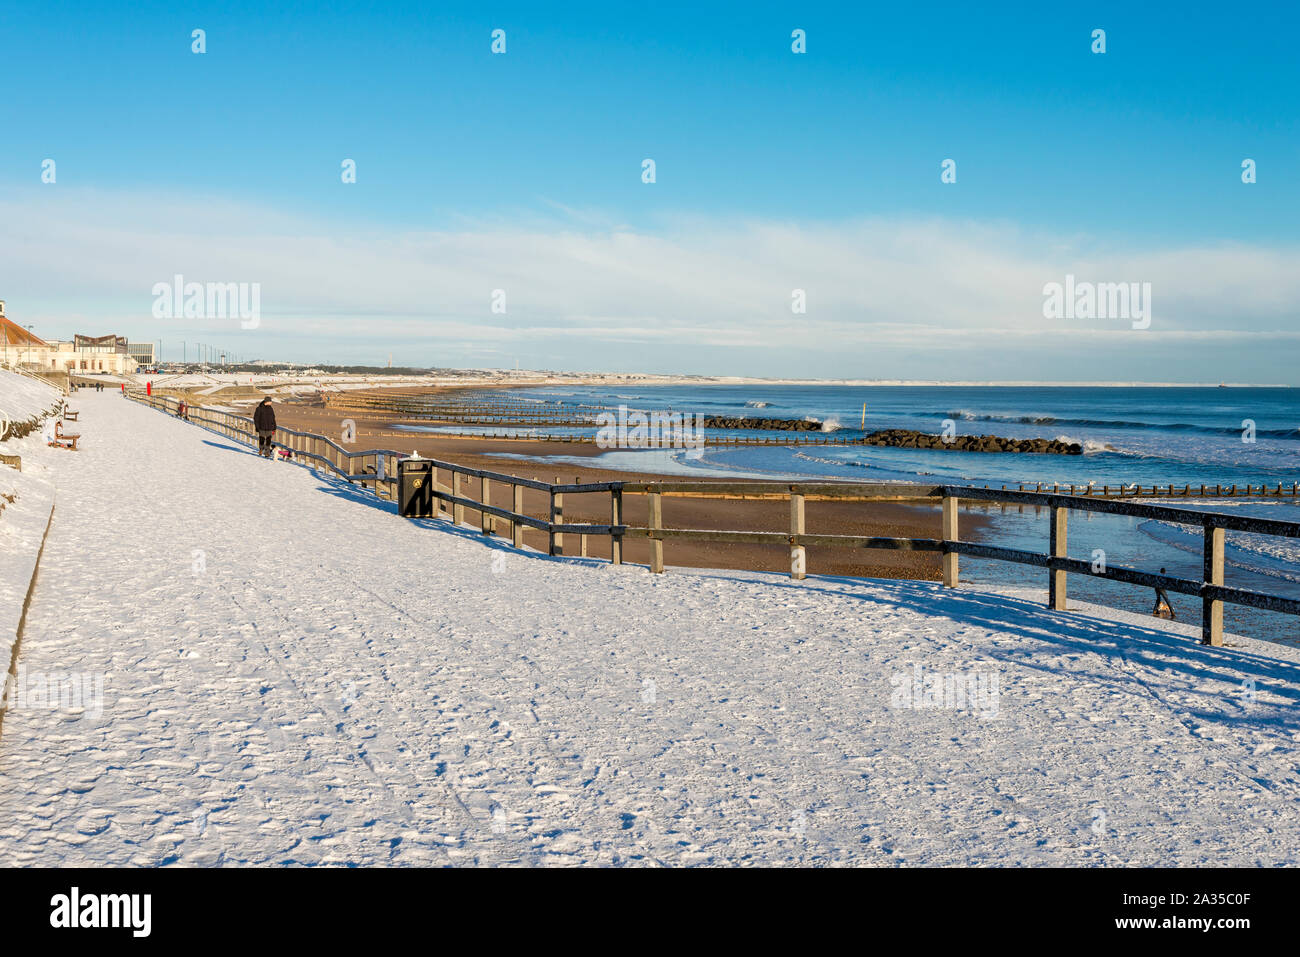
[2, 391, 1299, 866]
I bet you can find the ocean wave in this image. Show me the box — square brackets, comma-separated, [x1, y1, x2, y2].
[1139, 519, 1300, 584]
[800, 415, 843, 432]
[1048, 436, 1120, 455]
[793, 451, 870, 469]
[744, 400, 770, 408]
[945, 408, 1057, 425]
[935, 410, 1299, 439]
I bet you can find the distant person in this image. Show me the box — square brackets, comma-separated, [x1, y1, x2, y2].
[1153, 568, 1176, 619]
[177, 399, 187, 420]
[254, 397, 277, 458]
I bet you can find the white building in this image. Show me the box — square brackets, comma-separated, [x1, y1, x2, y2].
[127, 341, 156, 369]
[0, 301, 139, 375]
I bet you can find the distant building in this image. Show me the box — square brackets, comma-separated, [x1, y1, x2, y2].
[127, 341, 156, 368]
[1, 301, 51, 368]
[0, 301, 138, 375]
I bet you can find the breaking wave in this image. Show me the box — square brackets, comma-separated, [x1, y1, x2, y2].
[801, 415, 843, 432]
[938, 410, 1298, 439]
[1140, 518, 1300, 584]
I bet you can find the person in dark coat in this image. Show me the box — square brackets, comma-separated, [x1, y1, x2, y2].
[253, 397, 277, 457]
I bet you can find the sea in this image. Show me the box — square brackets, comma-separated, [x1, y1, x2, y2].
[403, 384, 1300, 645]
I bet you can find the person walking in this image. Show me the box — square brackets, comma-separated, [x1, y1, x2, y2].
[253, 397, 277, 458]
[1153, 567, 1176, 619]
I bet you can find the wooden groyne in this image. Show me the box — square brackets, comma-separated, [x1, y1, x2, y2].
[321, 391, 1084, 452]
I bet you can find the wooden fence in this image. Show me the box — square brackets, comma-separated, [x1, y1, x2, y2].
[130, 392, 1300, 648]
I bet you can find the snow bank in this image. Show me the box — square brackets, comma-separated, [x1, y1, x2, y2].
[0, 368, 63, 437]
[2, 392, 1299, 866]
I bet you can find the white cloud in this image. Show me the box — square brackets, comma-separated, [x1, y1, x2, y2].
[2, 187, 1298, 378]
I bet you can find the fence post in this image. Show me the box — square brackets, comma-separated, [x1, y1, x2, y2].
[480, 476, 491, 534]
[610, 488, 623, 565]
[790, 489, 806, 580]
[648, 491, 664, 573]
[452, 471, 463, 525]
[549, 488, 564, 555]
[941, 493, 959, 587]
[1049, 505, 1068, 610]
[512, 484, 524, 548]
[1202, 524, 1225, 646]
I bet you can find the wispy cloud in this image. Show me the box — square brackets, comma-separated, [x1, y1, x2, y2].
[3, 187, 1298, 379]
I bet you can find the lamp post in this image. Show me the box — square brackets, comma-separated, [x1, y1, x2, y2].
[26, 325, 34, 366]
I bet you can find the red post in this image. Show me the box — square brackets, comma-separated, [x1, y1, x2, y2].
[146, 381, 152, 396]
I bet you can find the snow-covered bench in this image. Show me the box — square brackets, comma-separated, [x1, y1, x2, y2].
[49, 421, 80, 451]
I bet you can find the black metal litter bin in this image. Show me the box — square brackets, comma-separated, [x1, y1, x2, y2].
[397, 458, 434, 518]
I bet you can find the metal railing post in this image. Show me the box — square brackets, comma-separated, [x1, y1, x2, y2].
[549, 487, 563, 556]
[512, 484, 524, 548]
[1049, 504, 1068, 610]
[648, 491, 664, 573]
[610, 488, 623, 565]
[1203, 524, 1225, 646]
[790, 489, 806, 580]
[942, 493, 959, 587]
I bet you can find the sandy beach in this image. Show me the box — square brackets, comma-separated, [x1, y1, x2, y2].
[264, 397, 989, 580]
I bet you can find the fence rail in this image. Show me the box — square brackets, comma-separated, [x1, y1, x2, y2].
[129, 391, 1300, 648]
[0, 360, 69, 396]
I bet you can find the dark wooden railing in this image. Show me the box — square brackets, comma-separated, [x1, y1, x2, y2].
[129, 391, 1300, 648]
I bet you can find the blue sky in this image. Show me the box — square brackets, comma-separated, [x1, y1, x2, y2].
[2, 1, 1298, 381]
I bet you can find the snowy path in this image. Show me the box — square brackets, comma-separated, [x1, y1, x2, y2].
[2, 391, 1299, 865]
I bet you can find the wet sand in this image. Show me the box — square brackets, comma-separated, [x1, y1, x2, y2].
[267, 400, 990, 581]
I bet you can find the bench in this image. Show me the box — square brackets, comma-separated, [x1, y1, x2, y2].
[49, 421, 80, 451]
[63, 409, 80, 422]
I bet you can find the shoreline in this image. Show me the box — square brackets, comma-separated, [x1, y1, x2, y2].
[268, 400, 991, 581]
[138, 371, 1297, 390]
